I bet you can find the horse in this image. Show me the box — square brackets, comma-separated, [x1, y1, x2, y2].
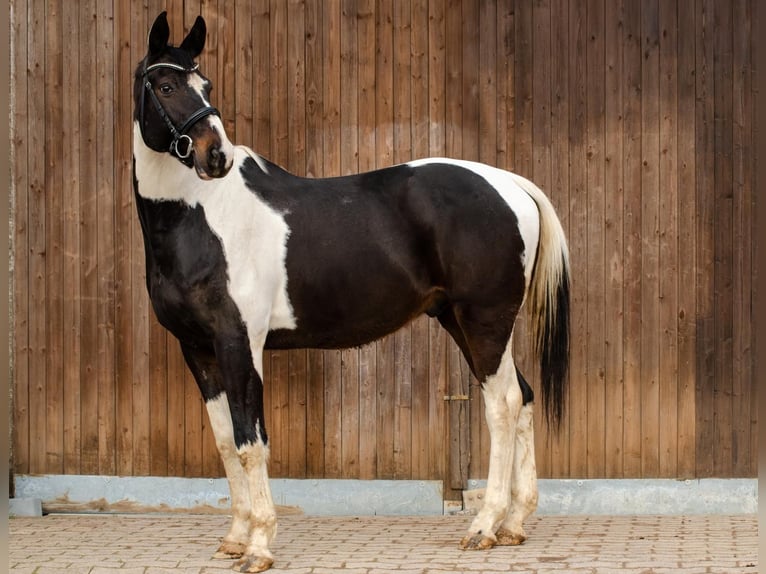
[132, 11, 570, 573]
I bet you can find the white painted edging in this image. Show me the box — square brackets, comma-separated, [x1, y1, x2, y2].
[12, 475, 756, 516]
[470, 478, 757, 515]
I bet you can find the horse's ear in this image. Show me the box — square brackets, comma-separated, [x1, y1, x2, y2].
[148, 11, 170, 56]
[180, 15, 206, 59]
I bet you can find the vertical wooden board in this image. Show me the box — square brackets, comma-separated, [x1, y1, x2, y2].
[166, 330, 186, 475]
[359, 341, 377, 479]
[235, 0, 254, 147]
[26, 0, 47, 475]
[288, 349, 308, 478]
[305, 0, 322, 178]
[640, 0, 661, 478]
[412, 315, 431, 479]
[428, 316, 448, 481]
[712, 0, 734, 477]
[585, 0, 606, 478]
[11, 0, 30, 475]
[478, 0, 496, 166]
[603, 0, 625, 479]
[621, 0, 643, 478]
[460, 0, 478, 162]
[694, 0, 716, 478]
[340, 348, 360, 478]
[323, 350, 343, 477]
[269, 349, 290, 477]
[46, 0, 67, 475]
[115, 0, 140, 477]
[43, 0, 64, 475]
[148, 328, 169, 476]
[61, 0, 82, 475]
[731, 0, 753, 476]
[531, 0, 553, 478]
[340, 0, 358, 176]
[658, 0, 679, 478]
[217, 0, 236, 139]
[548, 0, 570, 478]
[411, 0, 428, 159]
[675, 0, 697, 479]
[394, 327, 413, 479]
[200, 1, 220, 104]
[306, 349, 325, 477]
[392, 0, 412, 163]
[749, 0, 760, 476]
[96, 0, 118, 477]
[130, 5, 153, 477]
[77, 0, 100, 476]
[183, 370, 203, 477]
[62, 0, 85, 474]
[271, 0, 289, 165]
[566, 0, 588, 479]
[495, 0, 513, 171]
[444, 0, 461, 160]
[375, 0, 394, 170]
[427, 0, 445, 155]
[447, 337, 469, 492]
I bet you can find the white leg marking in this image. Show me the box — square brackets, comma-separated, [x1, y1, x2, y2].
[205, 393, 252, 558]
[497, 403, 538, 545]
[462, 343, 522, 549]
[236, 438, 277, 572]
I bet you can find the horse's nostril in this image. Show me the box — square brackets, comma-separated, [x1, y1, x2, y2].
[209, 146, 225, 171]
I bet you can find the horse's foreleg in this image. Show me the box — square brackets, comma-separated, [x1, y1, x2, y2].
[496, 402, 538, 546]
[235, 438, 276, 573]
[180, 345, 252, 560]
[215, 334, 276, 574]
[460, 347, 522, 550]
[205, 393, 252, 560]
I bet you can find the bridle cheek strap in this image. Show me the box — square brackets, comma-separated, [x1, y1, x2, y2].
[140, 60, 220, 166]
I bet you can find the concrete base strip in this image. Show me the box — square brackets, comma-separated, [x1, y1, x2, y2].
[11, 474, 756, 516]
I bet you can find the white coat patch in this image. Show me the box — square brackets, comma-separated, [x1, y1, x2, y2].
[133, 125, 297, 348]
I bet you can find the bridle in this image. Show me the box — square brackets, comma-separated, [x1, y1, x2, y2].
[139, 59, 220, 165]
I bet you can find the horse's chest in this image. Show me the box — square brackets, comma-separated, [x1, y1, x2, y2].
[145, 225, 233, 342]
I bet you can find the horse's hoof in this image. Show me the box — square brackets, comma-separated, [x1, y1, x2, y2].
[213, 541, 246, 560]
[495, 527, 527, 546]
[459, 532, 497, 550]
[234, 554, 274, 573]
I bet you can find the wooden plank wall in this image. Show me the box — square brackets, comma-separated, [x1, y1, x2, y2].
[11, 0, 757, 490]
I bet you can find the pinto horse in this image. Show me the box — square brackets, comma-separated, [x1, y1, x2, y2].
[133, 12, 570, 573]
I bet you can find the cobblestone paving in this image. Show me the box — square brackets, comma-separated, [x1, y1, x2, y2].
[9, 513, 757, 573]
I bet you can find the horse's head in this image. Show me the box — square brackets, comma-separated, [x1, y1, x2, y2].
[134, 12, 234, 180]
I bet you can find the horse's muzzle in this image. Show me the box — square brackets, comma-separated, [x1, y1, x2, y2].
[194, 139, 234, 180]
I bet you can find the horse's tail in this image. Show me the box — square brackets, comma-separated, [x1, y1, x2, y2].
[511, 173, 570, 431]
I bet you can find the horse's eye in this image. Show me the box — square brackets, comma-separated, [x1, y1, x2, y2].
[159, 84, 174, 95]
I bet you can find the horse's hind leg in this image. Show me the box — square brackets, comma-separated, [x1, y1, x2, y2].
[496, 374, 538, 545]
[459, 337, 522, 550]
[181, 345, 251, 560]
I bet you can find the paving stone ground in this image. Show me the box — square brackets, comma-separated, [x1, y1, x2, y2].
[9, 513, 757, 573]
